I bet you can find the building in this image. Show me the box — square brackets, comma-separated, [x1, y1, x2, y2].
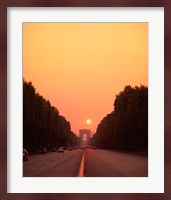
[79, 129, 91, 146]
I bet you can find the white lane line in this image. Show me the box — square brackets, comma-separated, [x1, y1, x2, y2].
[77, 150, 85, 177]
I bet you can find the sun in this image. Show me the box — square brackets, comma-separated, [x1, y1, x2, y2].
[86, 119, 92, 125]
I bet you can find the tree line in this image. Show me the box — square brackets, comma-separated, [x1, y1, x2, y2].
[23, 80, 78, 151]
[93, 85, 148, 152]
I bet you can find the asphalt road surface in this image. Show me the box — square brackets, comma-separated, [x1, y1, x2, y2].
[23, 149, 148, 177]
[85, 149, 148, 177]
[23, 149, 83, 177]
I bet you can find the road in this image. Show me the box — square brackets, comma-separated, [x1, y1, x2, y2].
[23, 149, 83, 177]
[85, 149, 148, 177]
[23, 149, 148, 177]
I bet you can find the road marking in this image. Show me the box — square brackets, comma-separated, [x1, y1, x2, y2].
[78, 150, 85, 177]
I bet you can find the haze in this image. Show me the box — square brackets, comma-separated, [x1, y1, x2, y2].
[23, 23, 148, 135]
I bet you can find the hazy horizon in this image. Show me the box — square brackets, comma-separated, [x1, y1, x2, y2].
[23, 23, 148, 135]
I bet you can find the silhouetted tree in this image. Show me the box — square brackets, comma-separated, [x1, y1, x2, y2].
[93, 85, 148, 152]
[23, 80, 78, 151]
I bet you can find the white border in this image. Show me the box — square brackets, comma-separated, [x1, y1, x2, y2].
[7, 8, 164, 193]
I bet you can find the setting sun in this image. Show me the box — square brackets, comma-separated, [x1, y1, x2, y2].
[86, 119, 92, 125]
[23, 23, 148, 135]
[23, 22, 148, 178]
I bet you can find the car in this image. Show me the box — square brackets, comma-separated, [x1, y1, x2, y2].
[67, 147, 72, 151]
[40, 147, 47, 153]
[23, 148, 29, 161]
[51, 147, 57, 152]
[57, 147, 64, 153]
[92, 146, 97, 150]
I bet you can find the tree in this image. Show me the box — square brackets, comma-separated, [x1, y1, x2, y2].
[93, 85, 148, 152]
[23, 80, 78, 151]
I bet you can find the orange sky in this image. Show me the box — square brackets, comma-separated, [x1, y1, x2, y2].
[23, 23, 148, 136]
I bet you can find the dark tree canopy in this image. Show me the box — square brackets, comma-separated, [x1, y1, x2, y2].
[93, 85, 148, 152]
[23, 80, 78, 151]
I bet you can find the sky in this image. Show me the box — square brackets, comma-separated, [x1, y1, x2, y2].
[23, 23, 148, 136]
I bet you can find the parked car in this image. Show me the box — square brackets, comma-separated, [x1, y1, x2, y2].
[40, 147, 47, 153]
[23, 148, 29, 161]
[51, 147, 57, 152]
[57, 147, 64, 153]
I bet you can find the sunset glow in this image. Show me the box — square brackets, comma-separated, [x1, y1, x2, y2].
[86, 119, 92, 125]
[23, 23, 148, 135]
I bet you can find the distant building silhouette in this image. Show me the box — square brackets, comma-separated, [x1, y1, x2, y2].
[79, 129, 91, 146]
